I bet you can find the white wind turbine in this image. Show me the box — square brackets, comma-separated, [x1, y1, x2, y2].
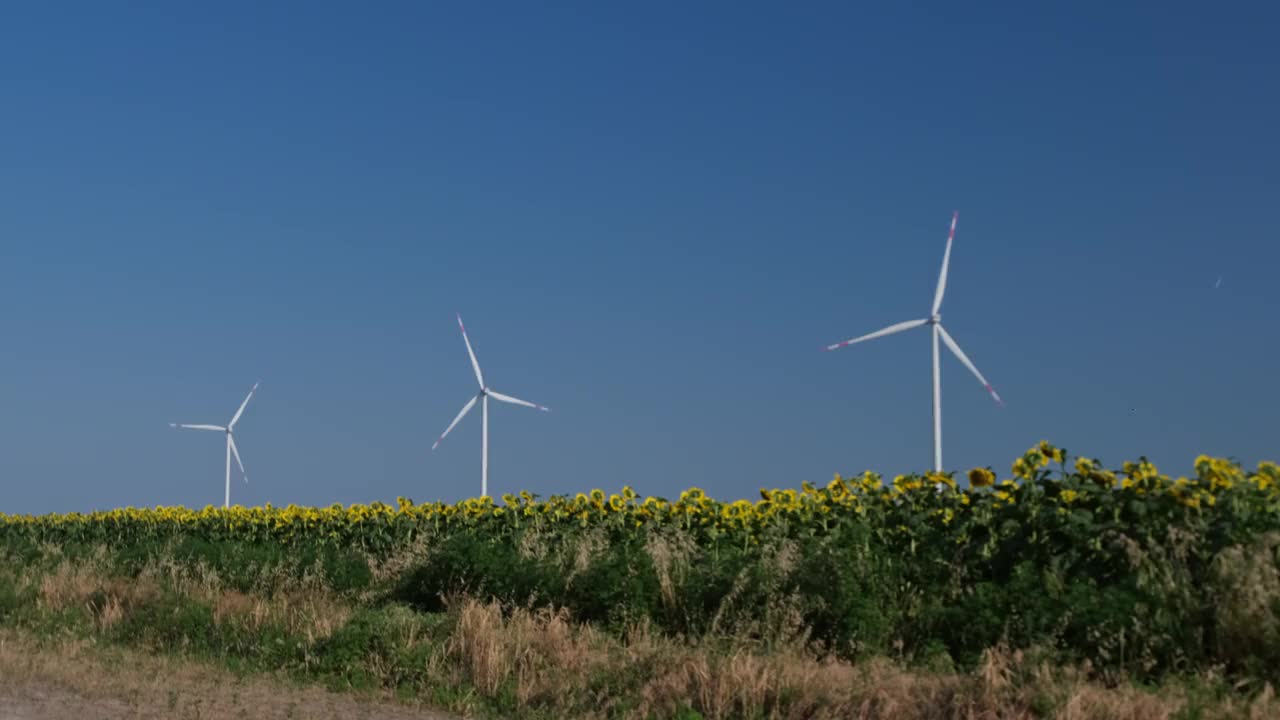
[824, 212, 1003, 472]
[432, 314, 550, 498]
[170, 382, 259, 508]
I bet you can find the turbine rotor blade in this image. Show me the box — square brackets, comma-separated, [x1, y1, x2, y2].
[433, 394, 479, 451]
[931, 211, 958, 317]
[486, 389, 550, 412]
[457, 314, 485, 389]
[228, 433, 248, 483]
[825, 318, 928, 351]
[172, 424, 226, 431]
[229, 381, 260, 428]
[936, 324, 1003, 406]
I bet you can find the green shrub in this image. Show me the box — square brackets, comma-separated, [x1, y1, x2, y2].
[111, 592, 217, 653]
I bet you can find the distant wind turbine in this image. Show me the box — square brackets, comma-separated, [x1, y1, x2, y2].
[170, 382, 259, 508]
[824, 212, 1002, 472]
[432, 314, 550, 498]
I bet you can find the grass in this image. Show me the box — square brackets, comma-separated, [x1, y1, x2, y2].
[1, 541, 1277, 719]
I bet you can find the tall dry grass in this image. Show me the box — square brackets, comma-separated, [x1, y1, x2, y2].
[20, 544, 353, 642]
[442, 597, 1279, 720]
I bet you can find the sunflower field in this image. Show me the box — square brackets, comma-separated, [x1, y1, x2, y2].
[3, 442, 1280, 683]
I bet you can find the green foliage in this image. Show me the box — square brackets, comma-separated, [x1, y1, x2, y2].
[314, 605, 444, 691]
[0, 579, 23, 622]
[110, 592, 218, 653]
[3, 446, 1280, 685]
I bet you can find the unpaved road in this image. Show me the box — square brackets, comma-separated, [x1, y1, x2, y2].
[1, 682, 136, 720]
[0, 632, 462, 720]
[0, 680, 459, 720]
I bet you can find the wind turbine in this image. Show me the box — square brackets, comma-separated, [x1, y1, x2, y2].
[824, 212, 1002, 472]
[170, 381, 259, 508]
[432, 314, 549, 498]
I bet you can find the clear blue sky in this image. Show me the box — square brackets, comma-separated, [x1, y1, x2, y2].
[2, 2, 1276, 513]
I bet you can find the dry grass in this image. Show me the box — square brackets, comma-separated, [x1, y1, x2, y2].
[36, 558, 161, 632]
[209, 587, 353, 641]
[1211, 532, 1280, 666]
[370, 534, 435, 585]
[441, 598, 1279, 720]
[23, 547, 353, 643]
[449, 597, 610, 706]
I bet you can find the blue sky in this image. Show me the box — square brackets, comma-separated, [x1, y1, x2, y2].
[1, 2, 1276, 513]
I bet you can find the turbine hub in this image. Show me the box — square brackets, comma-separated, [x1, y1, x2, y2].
[929, 315, 940, 324]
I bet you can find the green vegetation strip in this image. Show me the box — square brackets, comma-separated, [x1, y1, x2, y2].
[3, 443, 1280, 718]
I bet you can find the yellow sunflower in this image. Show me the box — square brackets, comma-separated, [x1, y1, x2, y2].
[967, 468, 995, 488]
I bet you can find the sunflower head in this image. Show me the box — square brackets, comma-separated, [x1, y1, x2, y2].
[927, 472, 957, 490]
[893, 475, 924, 492]
[1037, 441, 1064, 464]
[967, 467, 995, 488]
[1012, 458, 1035, 480]
[827, 476, 848, 497]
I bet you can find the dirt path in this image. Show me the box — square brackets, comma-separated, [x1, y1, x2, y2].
[0, 682, 458, 720]
[0, 682, 135, 720]
[0, 632, 464, 720]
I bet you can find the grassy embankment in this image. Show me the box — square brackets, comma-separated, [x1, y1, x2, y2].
[3, 444, 1279, 719]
